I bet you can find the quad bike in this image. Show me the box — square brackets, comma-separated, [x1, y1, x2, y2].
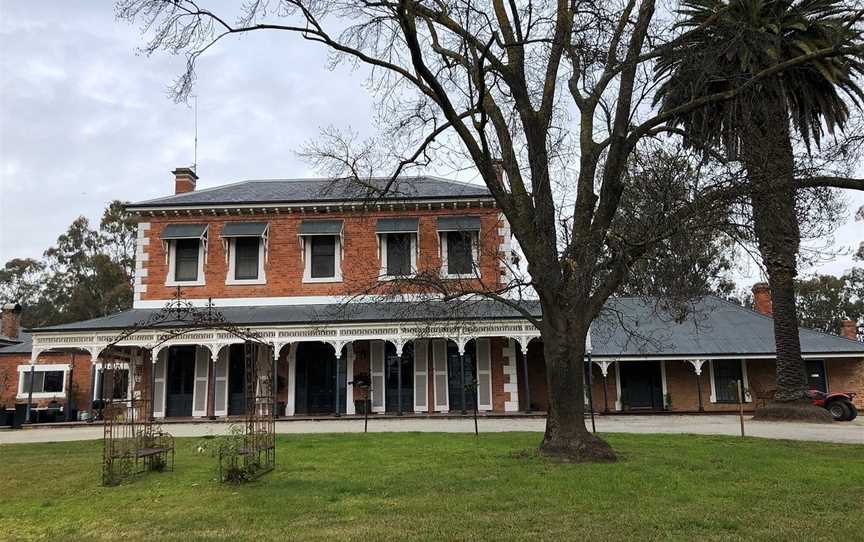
[807, 390, 858, 421]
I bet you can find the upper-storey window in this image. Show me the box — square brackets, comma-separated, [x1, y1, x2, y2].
[221, 222, 269, 285]
[438, 217, 480, 278]
[299, 220, 343, 283]
[376, 218, 418, 279]
[161, 224, 208, 286]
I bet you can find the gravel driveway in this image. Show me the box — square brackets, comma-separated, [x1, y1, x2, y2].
[1, 415, 861, 445]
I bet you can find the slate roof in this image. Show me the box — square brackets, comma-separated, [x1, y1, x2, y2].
[591, 297, 864, 358]
[0, 332, 33, 355]
[127, 176, 492, 209]
[23, 296, 864, 358]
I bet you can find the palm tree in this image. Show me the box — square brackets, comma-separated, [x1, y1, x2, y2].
[654, 0, 863, 416]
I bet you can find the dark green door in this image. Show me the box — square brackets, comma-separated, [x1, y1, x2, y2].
[385, 343, 414, 413]
[166, 346, 195, 417]
[295, 343, 337, 414]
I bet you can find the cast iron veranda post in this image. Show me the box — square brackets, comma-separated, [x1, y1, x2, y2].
[25, 363, 35, 424]
[587, 350, 596, 434]
[519, 342, 531, 413]
[397, 347, 403, 416]
[696, 370, 704, 412]
[334, 347, 342, 418]
[149, 349, 156, 421]
[459, 350, 467, 415]
[602, 373, 609, 413]
[273, 345, 278, 419]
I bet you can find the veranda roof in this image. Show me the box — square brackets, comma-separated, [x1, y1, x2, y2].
[21, 297, 864, 359]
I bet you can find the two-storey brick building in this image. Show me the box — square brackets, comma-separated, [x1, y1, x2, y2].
[2, 168, 863, 422]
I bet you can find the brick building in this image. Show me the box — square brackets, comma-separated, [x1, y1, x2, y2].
[2, 168, 863, 421]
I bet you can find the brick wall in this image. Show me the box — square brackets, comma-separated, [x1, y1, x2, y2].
[0, 352, 91, 415]
[140, 207, 504, 302]
[827, 358, 864, 408]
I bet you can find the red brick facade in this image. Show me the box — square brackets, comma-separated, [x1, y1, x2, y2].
[139, 207, 504, 303]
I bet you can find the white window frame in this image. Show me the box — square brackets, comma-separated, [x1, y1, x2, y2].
[92, 362, 132, 401]
[165, 238, 206, 287]
[439, 230, 480, 279]
[17, 364, 70, 400]
[302, 234, 343, 283]
[225, 237, 267, 285]
[378, 232, 418, 280]
[708, 359, 751, 403]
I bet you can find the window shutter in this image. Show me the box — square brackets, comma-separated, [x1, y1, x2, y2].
[476, 338, 493, 411]
[192, 347, 210, 417]
[413, 340, 428, 412]
[214, 348, 228, 416]
[433, 339, 449, 412]
[153, 350, 167, 418]
[370, 341, 385, 413]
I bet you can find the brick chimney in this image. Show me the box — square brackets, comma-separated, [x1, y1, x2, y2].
[752, 282, 772, 316]
[841, 319, 859, 341]
[1, 303, 22, 340]
[173, 167, 198, 195]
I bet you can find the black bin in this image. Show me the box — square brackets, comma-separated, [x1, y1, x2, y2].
[12, 403, 29, 429]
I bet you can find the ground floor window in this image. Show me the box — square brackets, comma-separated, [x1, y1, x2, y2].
[712, 360, 744, 403]
[806, 359, 827, 393]
[17, 365, 68, 398]
[95, 367, 130, 400]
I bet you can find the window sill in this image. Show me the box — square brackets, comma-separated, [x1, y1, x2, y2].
[17, 392, 66, 400]
[441, 273, 480, 280]
[165, 279, 206, 287]
[302, 277, 343, 284]
[225, 278, 267, 286]
[378, 274, 417, 282]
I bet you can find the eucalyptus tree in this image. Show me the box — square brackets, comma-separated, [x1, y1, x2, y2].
[654, 0, 864, 418]
[117, 0, 864, 459]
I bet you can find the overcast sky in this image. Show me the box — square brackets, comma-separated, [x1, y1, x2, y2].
[1, 1, 862, 290]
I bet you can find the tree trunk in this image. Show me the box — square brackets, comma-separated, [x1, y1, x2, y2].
[538, 314, 616, 462]
[745, 108, 832, 422]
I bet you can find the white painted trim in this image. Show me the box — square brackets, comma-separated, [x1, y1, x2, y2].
[214, 348, 228, 417]
[302, 235, 342, 283]
[225, 237, 267, 285]
[129, 196, 496, 214]
[192, 346, 210, 417]
[660, 360, 668, 408]
[591, 352, 864, 361]
[476, 338, 493, 411]
[370, 341, 385, 413]
[165, 238, 206, 287]
[16, 363, 70, 400]
[133, 293, 446, 308]
[413, 339, 429, 412]
[432, 339, 449, 412]
[17, 363, 70, 373]
[439, 231, 481, 279]
[153, 349, 167, 418]
[346, 345, 356, 415]
[286, 344, 297, 416]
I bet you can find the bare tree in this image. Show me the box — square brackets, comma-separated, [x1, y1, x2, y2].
[116, 0, 864, 461]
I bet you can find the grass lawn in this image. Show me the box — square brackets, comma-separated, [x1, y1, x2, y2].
[1, 432, 862, 541]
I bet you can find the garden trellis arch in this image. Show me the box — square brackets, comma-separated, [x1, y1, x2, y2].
[98, 293, 276, 485]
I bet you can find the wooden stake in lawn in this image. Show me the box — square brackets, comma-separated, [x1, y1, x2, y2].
[736, 380, 746, 438]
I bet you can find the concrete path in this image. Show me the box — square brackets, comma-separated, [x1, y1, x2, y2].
[1, 415, 862, 445]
